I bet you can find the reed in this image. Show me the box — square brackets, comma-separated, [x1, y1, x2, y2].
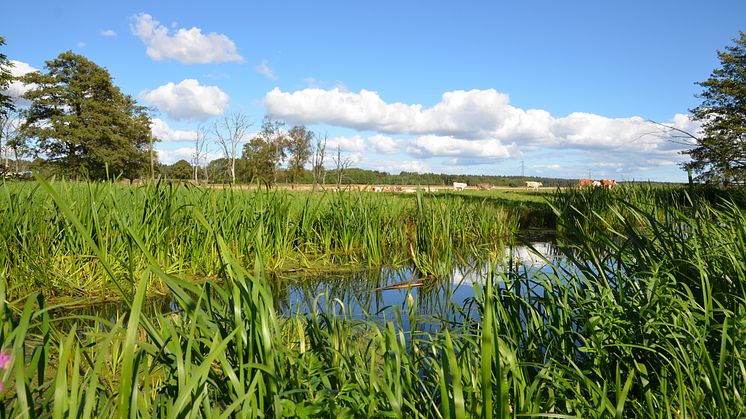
[0, 180, 520, 299]
[0, 179, 743, 417]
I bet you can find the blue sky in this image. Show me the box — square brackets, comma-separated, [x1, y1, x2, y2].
[3, 0, 745, 181]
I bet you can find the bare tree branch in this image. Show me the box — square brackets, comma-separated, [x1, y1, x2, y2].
[213, 112, 252, 184]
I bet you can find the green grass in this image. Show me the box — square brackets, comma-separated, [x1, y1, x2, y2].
[0, 179, 526, 300]
[0, 179, 744, 417]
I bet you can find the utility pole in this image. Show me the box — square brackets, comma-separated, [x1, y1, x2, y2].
[588, 169, 592, 179]
[521, 160, 525, 177]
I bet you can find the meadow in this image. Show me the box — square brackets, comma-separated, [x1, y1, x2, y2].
[0, 179, 744, 417]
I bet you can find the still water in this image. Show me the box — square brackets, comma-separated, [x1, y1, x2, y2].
[61, 234, 563, 330]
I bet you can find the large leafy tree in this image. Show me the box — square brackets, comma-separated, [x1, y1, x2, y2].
[241, 116, 287, 186]
[166, 159, 194, 180]
[686, 32, 746, 185]
[0, 36, 14, 117]
[22, 51, 154, 179]
[286, 125, 313, 184]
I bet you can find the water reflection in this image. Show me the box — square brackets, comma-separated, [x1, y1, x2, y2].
[58, 238, 563, 331]
[281, 238, 562, 329]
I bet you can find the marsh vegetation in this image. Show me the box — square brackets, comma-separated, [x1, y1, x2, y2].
[0, 179, 744, 417]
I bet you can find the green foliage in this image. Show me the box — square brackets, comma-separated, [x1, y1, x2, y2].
[165, 159, 194, 180]
[0, 36, 15, 117]
[1, 182, 745, 417]
[0, 181, 522, 299]
[688, 31, 746, 185]
[242, 116, 287, 186]
[21, 51, 154, 179]
[241, 136, 278, 185]
[287, 125, 313, 183]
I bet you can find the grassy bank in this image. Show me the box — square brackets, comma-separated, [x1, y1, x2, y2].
[0, 181, 744, 416]
[0, 179, 543, 300]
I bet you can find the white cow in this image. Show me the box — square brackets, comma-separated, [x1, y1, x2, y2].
[526, 181, 543, 191]
[453, 182, 467, 190]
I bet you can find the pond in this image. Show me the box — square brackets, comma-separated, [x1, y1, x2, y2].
[60, 231, 564, 332]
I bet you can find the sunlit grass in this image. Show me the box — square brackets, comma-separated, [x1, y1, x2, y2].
[0, 179, 744, 416]
[0, 179, 525, 300]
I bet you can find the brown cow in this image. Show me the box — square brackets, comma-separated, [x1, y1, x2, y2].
[578, 179, 595, 187]
[600, 179, 618, 189]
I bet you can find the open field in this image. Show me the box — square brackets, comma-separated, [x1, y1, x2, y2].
[0, 179, 744, 416]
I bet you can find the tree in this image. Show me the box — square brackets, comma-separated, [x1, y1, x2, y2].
[166, 159, 193, 180]
[311, 133, 327, 187]
[686, 32, 746, 185]
[1, 36, 17, 174]
[241, 116, 287, 186]
[0, 36, 14, 117]
[286, 125, 313, 184]
[207, 158, 231, 183]
[213, 112, 251, 184]
[241, 136, 275, 185]
[22, 52, 154, 179]
[192, 125, 209, 183]
[333, 145, 352, 188]
[2, 108, 29, 172]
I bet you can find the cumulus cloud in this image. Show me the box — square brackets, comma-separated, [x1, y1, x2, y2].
[374, 160, 431, 174]
[369, 134, 400, 154]
[263, 87, 701, 172]
[1, 60, 38, 105]
[324, 135, 367, 153]
[101, 29, 117, 37]
[141, 79, 229, 121]
[156, 146, 222, 165]
[130, 13, 243, 64]
[408, 135, 519, 159]
[150, 118, 201, 142]
[255, 59, 276, 80]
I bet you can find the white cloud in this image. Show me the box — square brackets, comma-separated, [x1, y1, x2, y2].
[325, 135, 366, 153]
[262, 87, 696, 159]
[130, 13, 243, 64]
[141, 79, 229, 121]
[408, 135, 519, 159]
[1, 60, 38, 104]
[263, 88, 555, 140]
[369, 134, 400, 154]
[76, 41, 86, 48]
[374, 160, 431, 174]
[644, 159, 677, 166]
[101, 29, 117, 37]
[156, 146, 222, 165]
[150, 118, 201, 142]
[255, 59, 276, 80]
[261, 87, 703, 180]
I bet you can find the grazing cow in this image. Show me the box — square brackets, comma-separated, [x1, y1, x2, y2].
[525, 181, 543, 191]
[477, 183, 492, 190]
[453, 182, 467, 191]
[600, 179, 618, 189]
[372, 186, 384, 192]
[578, 179, 595, 187]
